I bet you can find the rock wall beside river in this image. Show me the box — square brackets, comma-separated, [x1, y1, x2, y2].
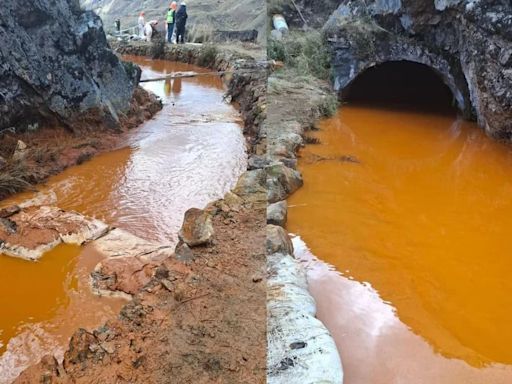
[325, 0, 512, 139]
[0, 0, 139, 133]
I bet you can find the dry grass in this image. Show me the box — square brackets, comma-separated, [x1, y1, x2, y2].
[303, 135, 321, 144]
[0, 128, 103, 200]
[268, 30, 332, 81]
[0, 160, 34, 198]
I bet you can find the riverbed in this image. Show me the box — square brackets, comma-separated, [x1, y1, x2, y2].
[288, 105, 512, 383]
[0, 57, 246, 382]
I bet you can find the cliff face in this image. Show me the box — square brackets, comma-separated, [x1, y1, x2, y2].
[325, 0, 512, 138]
[0, 0, 139, 132]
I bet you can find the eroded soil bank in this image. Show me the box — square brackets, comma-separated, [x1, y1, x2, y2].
[288, 105, 512, 383]
[2, 50, 267, 383]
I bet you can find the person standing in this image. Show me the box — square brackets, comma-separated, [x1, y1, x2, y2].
[166, 2, 177, 43]
[138, 12, 145, 38]
[175, 2, 188, 44]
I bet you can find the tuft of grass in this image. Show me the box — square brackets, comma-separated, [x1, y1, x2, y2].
[268, 30, 332, 81]
[197, 45, 219, 68]
[303, 135, 321, 144]
[0, 160, 33, 198]
[318, 93, 339, 117]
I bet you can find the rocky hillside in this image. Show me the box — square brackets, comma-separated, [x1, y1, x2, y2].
[324, 0, 512, 138]
[81, 0, 265, 40]
[0, 0, 140, 133]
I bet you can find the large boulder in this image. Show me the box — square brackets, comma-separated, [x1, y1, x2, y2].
[325, 0, 512, 138]
[266, 224, 294, 255]
[267, 200, 288, 227]
[0, 0, 139, 132]
[266, 163, 304, 204]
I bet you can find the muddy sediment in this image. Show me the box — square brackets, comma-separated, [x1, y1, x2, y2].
[0, 86, 162, 201]
[16, 195, 266, 384]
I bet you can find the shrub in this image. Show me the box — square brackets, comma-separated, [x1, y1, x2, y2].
[268, 30, 332, 81]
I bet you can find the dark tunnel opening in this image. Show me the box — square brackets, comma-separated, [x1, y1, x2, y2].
[342, 61, 457, 114]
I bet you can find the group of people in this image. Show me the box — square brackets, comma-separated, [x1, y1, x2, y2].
[137, 2, 188, 44]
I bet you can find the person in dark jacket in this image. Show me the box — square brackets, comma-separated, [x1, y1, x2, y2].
[175, 2, 188, 44]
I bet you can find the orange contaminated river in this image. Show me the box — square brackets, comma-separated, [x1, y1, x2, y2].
[0, 56, 246, 382]
[287, 105, 512, 383]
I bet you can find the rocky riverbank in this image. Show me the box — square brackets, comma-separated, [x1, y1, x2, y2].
[265, 68, 344, 383]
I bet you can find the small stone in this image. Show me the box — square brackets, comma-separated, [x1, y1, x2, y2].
[154, 265, 169, 279]
[161, 279, 174, 292]
[290, 341, 307, 349]
[0, 205, 20, 218]
[101, 341, 116, 354]
[252, 275, 263, 283]
[175, 242, 195, 262]
[178, 208, 214, 247]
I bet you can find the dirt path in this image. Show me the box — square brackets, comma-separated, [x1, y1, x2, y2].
[16, 195, 266, 383]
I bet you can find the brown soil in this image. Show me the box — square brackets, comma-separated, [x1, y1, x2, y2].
[15, 197, 266, 384]
[0, 87, 162, 201]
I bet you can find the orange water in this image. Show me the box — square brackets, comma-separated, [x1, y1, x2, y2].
[288, 105, 512, 383]
[0, 57, 246, 382]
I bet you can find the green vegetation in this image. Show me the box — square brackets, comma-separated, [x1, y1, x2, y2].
[268, 30, 332, 81]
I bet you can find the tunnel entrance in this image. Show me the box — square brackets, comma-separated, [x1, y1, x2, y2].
[342, 61, 457, 113]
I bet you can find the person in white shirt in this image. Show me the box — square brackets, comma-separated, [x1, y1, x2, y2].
[138, 12, 145, 38]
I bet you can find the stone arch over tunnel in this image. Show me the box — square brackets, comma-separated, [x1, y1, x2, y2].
[331, 42, 474, 120]
[341, 61, 459, 112]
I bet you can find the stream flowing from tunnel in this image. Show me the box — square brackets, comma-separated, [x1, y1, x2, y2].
[287, 105, 512, 383]
[0, 56, 246, 383]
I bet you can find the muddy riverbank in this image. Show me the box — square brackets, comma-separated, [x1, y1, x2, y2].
[8, 43, 268, 383]
[0, 87, 162, 201]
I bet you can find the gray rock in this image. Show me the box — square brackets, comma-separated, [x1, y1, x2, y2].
[247, 155, 271, 170]
[266, 225, 293, 255]
[267, 201, 288, 227]
[178, 208, 214, 247]
[175, 242, 195, 263]
[0, 0, 138, 132]
[266, 163, 304, 204]
[233, 169, 267, 199]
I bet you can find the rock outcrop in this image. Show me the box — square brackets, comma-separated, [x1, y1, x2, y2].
[0, 0, 139, 132]
[325, 0, 512, 138]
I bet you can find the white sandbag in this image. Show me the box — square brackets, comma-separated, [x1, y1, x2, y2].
[267, 252, 343, 384]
